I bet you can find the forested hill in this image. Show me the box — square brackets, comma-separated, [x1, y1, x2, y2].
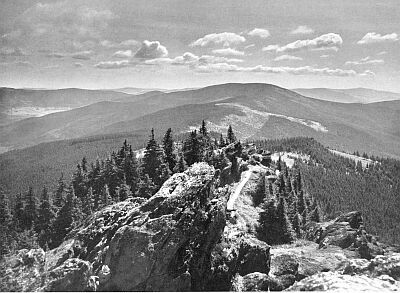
[253, 137, 400, 244]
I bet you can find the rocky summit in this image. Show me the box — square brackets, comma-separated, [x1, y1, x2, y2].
[1, 161, 400, 291]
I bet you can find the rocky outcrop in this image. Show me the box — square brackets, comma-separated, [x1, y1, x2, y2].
[0, 163, 229, 292]
[304, 211, 385, 259]
[287, 253, 400, 291]
[287, 271, 400, 291]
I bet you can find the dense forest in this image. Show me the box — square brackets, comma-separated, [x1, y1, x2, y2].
[254, 137, 400, 244]
[1, 126, 399, 258]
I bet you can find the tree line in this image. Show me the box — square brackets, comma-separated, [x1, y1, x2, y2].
[0, 122, 240, 257]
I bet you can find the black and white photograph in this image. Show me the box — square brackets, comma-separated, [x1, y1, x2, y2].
[0, 0, 399, 291]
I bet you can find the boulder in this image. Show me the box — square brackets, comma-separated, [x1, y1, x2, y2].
[304, 211, 385, 259]
[287, 271, 400, 291]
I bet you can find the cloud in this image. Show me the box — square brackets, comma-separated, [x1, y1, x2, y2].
[274, 33, 343, 53]
[247, 28, 270, 39]
[71, 50, 94, 60]
[101, 39, 139, 49]
[262, 45, 280, 52]
[113, 50, 132, 58]
[0, 47, 27, 56]
[357, 32, 398, 45]
[74, 62, 83, 67]
[291, 25, 314, 35]
[15, 61, 33, 67]
[359, 70, 375, 76]
[94, 60, 131, 69]
[345, 56, 384, 66]
[190, 32, 246, 47]
[195, 63, 359, 77]
[244, 44, 255, 50]
[134, 40, 168, 59]
[320, 54, 330, 58]
[145, 52, 243, 66]
[377, 51, 387, 56]
[46, 52, 66, 58]
[212, 48, 245, 56]
[274, 55, 303, 61]
[19, 2, 115, 39]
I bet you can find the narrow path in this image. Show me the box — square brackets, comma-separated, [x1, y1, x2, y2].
[227, 169, 253, 211]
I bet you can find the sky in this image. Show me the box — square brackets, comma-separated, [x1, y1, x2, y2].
[0, 0, 399, 91]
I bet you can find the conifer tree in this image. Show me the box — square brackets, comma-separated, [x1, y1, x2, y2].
[100, 184, 113, 208]
[81, 187, 94, 216]
[0, 188, 13, 256]
[292, 212, 302, 238]
[72, 164, 86, 199]
[276, 197, 295, 243]
[297, 190, 307, 215]
[163, 128, 176, 172]
[174, 154, 187, 173]
[277, 155, 282, 172]
[258, 198, 280, 244]
[116, 177, 132, 201]
[13, 193, 25, 231]
[36, 186, 56, 248]
[227, 125, 236, 144]
[54, 174, 66, 209]
[52, 186, 82, 247]
[183, 130, 201, 166]
[143, 129, 165, 182]
[136, 173, 157, 198]
[200, 120, 208, 136]
[219, 133, 226, 147]
[24, 187, 37, 230]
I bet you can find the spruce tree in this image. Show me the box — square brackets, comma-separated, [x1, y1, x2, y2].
[258, 198, 280, 244]
[136, 173, 157, 198]
[227, 125, 236, 144]
[297, 190, 307, 215]
[52, 186, 83, 247]
[200, 120, 208, 136]
[100, 184, 113, 208]
[81, 187, 94, 216]
[183, 130, 201, 166]
[292, 212, 302, 238]
[276, 197, 295, 243]
[143, 129, 164, 182]
[36, 186, 56, 248]
[163, 128, 176, 173]
[54, 174, 66, 209]
[116, 177, 132, 201]
[24, 187, 37, 230]
[309, 206, 321, 222]
[0, 188, 12, 256]
[13, 193, 25, 231]
[219, 133, 226, 147]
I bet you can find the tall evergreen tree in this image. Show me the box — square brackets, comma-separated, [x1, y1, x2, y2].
[116, 177, 132, 201]
[219, 133, 226, 147]
[276, 197, 295, 243]
[258, 198, 280, 244]
[183, 130, 201, 166]
[81, 187, 94, 216]
[13, 193, 25, 231]
[24, 187, 37, 230]
[52, 186, 82, 247]
[54, 174, 66, 209]
[143, 129, 164, 182]
[0, 188, 13, 256]
[227, 125, 236, 144]
[174, 154, 187, 173]
[163, 128, 176, 172]
[136, 173, 157, 198]
[36, 186, 56, 248]
[200, 120, 208, 136]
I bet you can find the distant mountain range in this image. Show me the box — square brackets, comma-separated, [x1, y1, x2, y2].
[1, 83, 399, 159]
[293, 87, 400, 104]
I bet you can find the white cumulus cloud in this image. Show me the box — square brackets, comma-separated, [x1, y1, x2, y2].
[357, 32, 398, 45]
[262, 45, 280, 52]
[134, 40, 168, 59]
[345, 56, 384, 66]
[190, 32, 246, 47]
[113, 50, 132, 58]
[247, 28, 270, 39]
[212, 48, 245, 56]
[291, 25, 314, 35]
[274, 55, 303, 61]
[71, 50, 94, 60]
[275, 33, 343, 53]
[94, 60, 131, 69]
